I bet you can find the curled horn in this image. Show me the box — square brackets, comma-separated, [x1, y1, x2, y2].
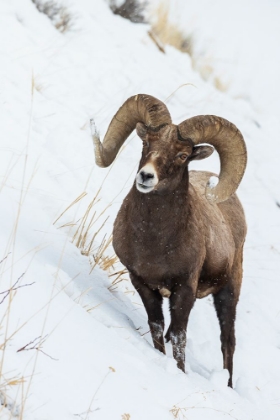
[93, 94, 172, 167]
[178, 116, 247, 203]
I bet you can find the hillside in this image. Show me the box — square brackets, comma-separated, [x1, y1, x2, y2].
[0, 0, 280, 419]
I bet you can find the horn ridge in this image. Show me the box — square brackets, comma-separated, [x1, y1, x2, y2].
[178, 115, 247, 203]
[93, 94, 172, 167]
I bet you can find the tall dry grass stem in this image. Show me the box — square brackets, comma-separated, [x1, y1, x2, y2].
[0, 73, 35, 384]
[84, 367, 115, 420]
[53, 192, 87, 225]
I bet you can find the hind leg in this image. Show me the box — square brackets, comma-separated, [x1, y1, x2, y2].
[213, 252, 243, 387]
[213, 285, 238, 387]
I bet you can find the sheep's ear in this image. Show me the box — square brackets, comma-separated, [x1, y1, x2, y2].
[189, 145, 214, 161]
[136, 122, 148, 140]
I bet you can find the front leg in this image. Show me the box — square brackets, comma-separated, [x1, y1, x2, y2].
[168, 281, 196, 372]
[130, 273, 165, 354]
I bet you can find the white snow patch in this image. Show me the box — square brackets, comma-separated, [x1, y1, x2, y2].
[207, 175, 219, 189]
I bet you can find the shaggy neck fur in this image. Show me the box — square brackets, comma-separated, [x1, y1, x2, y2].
[131, 168, 191, 234]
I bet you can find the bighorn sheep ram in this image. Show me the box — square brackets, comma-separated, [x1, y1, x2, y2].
[92, 94, 247, 387]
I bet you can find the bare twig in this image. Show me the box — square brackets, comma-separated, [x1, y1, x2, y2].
[17, 335, 46, 352]
[0, 253, 11, 265]
[17, 334, 58, 361]
[148, 30, 165, 53]
[0, 274, 35, 305]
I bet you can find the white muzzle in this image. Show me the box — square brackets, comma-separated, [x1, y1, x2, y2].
[136, 163, 159, 194]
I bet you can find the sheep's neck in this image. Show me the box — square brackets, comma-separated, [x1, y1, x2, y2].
[113, 171, 194, 282]
[131, 174, 190, 233]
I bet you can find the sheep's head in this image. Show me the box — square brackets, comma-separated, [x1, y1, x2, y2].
[93, 94, 247, 203]
[135, 123, 213, 194]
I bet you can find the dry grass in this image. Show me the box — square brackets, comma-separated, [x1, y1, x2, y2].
[0, 73, 37, 418]
[54, 189, 127, 289]
[0, 378, 22, 417]
[213, 75, 229, 92]
[149, 2, 229, 93]
[170, 405, 187, 419]
[0, 261, 80, 418]
[108, 267, 128, 292]
[170, 403, 240, 420]
[88, 234, 116, 272]
[0, 368, 24, 416]
[169, 389, 241, 419]
[0, 74, 80, 417]
[81, 367, 115, 420]
[195, 59, 229, 92]
[150, 2, 192, 55]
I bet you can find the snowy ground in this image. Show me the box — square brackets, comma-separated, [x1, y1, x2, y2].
[0, 0, 280, 419]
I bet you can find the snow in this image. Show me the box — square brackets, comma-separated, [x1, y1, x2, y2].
[0, 0, 280, 419]
[207, 176, 219, 189]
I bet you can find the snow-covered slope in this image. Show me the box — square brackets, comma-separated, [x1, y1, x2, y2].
[0, 0, 279, 419]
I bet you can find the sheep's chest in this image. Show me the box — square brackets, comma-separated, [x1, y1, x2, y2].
[113, 202, 196, 284]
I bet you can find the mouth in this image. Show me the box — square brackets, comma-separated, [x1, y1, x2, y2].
[136, 182, 154, 193]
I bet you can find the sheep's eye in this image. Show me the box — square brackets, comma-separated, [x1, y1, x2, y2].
[179, 153, 188, 161]
[143, 140, 149, 147]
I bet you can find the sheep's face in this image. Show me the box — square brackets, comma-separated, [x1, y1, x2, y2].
[135, 123, 213, 194]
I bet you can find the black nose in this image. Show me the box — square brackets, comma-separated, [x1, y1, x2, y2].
[140, 171, 154, 182]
